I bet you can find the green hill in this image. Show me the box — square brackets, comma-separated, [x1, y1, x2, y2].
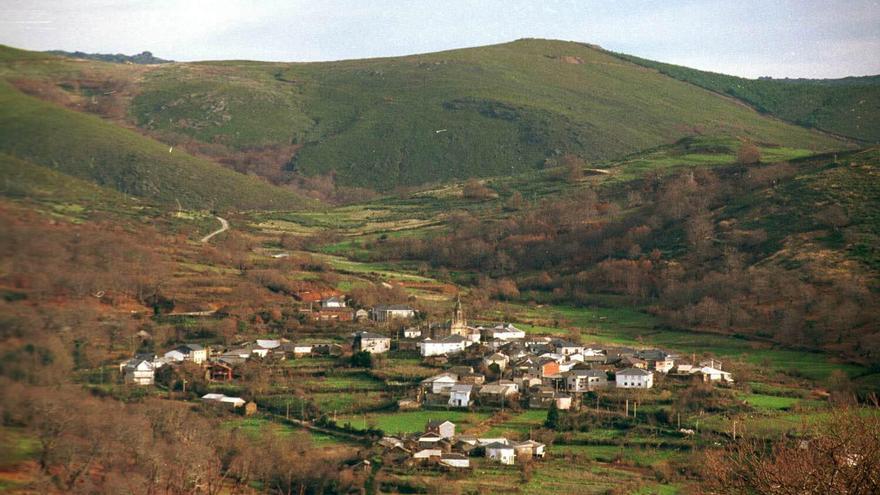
[0, 81, 311, 210]
[125, 39, 848, 190]
[0, 40, 860, 192]
[612, 51, 880, 144]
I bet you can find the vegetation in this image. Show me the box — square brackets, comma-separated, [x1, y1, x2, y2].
[613, 51, 880, 143]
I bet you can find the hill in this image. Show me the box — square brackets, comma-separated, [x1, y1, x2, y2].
[127, 39, 848, 190]
[1, 41, 852, 193]
[45, 50, 172, 64]
[612, 51, 880, 143]
[0, 81, 311, 210]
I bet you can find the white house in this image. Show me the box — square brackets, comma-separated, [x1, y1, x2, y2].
[695, 366, 734, 383]
[121, 359, 155, 385]
[201, 393, 246, 408]
[448, 384, 473, 408]
[483, 323, 526, 341]
[353, 331, 391, 354]
[421, 372, 459, 394]
[164, 344, 207, 364]
[551, 339, 584, 356]
[403, 327, 422, 339]
[439, 453, 470, 469]
[321, 296, 346, 308]
[513, 440, 546, 459]
[484, 442, 516, 465]
[419, 335, 468, 357]
[426, 420, 456, 439]
[413, 449, 442, 460]
[372, 304, 417, 322]
[615, 368, 654, 389]
[292, 344, 313, 357]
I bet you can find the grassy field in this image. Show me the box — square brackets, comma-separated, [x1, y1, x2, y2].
[336, 410, 492, 436]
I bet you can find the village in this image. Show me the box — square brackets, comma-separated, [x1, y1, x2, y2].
[117, 292, 736, 472]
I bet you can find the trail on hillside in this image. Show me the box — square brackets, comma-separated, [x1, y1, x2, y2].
[200, 216, 229, 243]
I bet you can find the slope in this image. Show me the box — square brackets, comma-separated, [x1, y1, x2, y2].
[0, 81, 312, 211]
[612, 51, 880, 143]
[127, 39, 848, 190]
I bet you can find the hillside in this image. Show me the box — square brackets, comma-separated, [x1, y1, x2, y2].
[612, 51, 880, 143]
[129, 39, 848, 190]
[0, 81, 311, 210]
[1, 40, 852, 193]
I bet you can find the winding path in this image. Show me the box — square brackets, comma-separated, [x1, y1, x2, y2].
[200, 216, 229, 243]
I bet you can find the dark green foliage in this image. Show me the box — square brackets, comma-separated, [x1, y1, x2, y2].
[545, 401, 560, 429]
[351, 350, 374, 368]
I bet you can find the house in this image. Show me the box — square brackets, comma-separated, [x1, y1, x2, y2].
[201, 393, 250, 412]
[403, 327, 422, 339]
[206, 361, 234, 382]
[417, 433, 443, 449]
[565, 369, 608, 392]
[512, 440, 546, 459]
[355, 309, 370, 321]
[448, 384, 473, 408]
[615, 368, 654, 389]
[121, 359, 155, 385]
[439, 453, 470, 469]
[483, 353, 510, 371]
[482, 323, 526, 341]
[321, 296, 347, 308]
[421, 372, 459, 395]
[426, 420, 456, 439]
[536, 357, 561, 378]
[694, 366, 734, 383]
[372, 304, 417, 322]
[164, 344, 207, 364]
[353, 331, 391, 354]
[636, 349, 675, 373]
[484, 442, 516, 465]
[478, 383, 517, 404]
[551, 339, 584, 356]
[555, 393, 573, 410]
[291, 344, 313, 357]
[413, 449, 443, 461]
[419, 335, 469, 357]
[619, 355, 648, 370]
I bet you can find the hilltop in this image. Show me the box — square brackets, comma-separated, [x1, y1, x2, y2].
[0, 40, 857, 192]
[46, 49, 172, 64]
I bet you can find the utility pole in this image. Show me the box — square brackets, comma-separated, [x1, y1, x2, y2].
[286, 401, 290, 420]
[732, 419, 737, 441]
[625, 399, 629, 417]
[677, 412, 681, 430]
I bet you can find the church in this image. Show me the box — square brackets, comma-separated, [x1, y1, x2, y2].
[430, 295, 481, 342]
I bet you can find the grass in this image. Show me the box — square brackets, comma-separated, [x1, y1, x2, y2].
[335, 410, 492, 436]
[613, 50, 880, 143]
[0, 80, 311, 210]
[739, 393, 801, 411]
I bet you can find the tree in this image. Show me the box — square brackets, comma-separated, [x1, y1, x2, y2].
[350, 351, 373, 368]
[703, 408, 880, 495]
[736, 142, 762, 165]
[544, 401, 560, 429]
